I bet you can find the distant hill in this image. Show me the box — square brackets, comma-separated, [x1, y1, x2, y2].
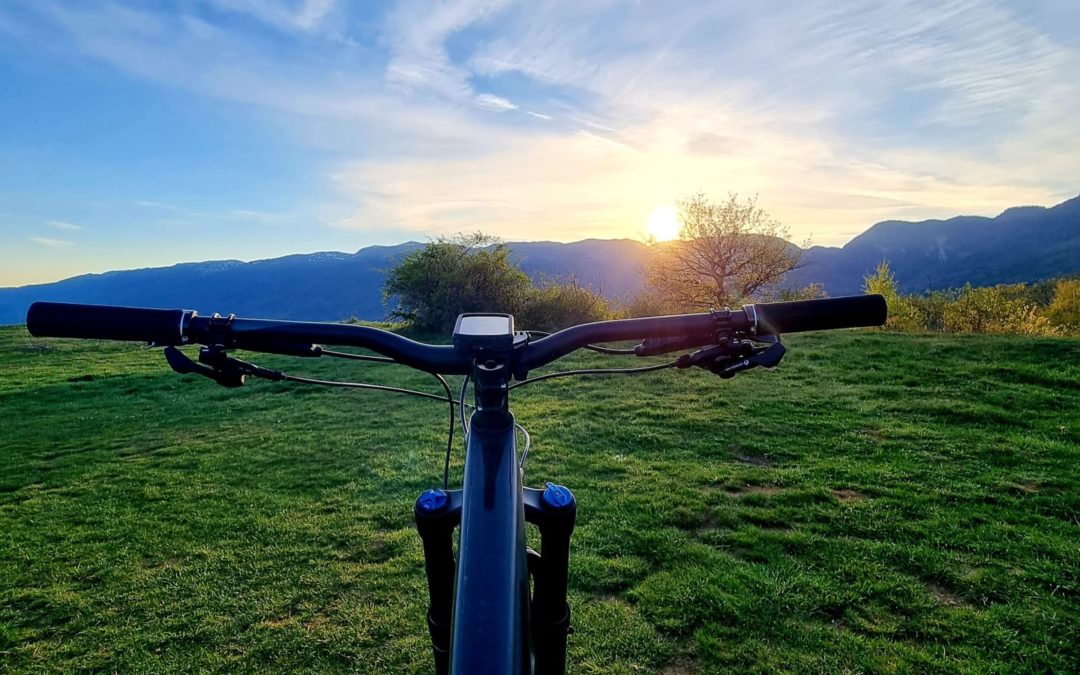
[794, 194, 1080, 295]
[1, 195, 1077, 324]
[0, 240, 650, 324]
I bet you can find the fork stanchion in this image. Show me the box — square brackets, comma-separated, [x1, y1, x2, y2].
[414, 489, 463, 675]
[525, 483, 577, 675]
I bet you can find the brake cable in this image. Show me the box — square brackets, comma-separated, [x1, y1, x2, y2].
[459, 374, 471, 439]
[166, 346, 466, 488]
[285, 367, 460, 490]
[507, 359, 679, 390]
[308, 348, 458, 488]
[278, 372, 452, 402]
[524, 330, 638, 355]
[318, 348, 396, 363]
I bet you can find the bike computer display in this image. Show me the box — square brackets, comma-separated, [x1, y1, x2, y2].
[453, 313, 515, 352]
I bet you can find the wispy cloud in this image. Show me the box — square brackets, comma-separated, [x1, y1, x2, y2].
[383, 0, 508, 99]
[136, 200, 287, 223]
[474, 93, 517, 112]
[203, 0, 338, 34]
[46, 220, 82, 230]
[29, 236, 74, 248]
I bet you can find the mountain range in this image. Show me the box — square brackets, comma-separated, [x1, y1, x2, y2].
[2, 194, 1077, 325]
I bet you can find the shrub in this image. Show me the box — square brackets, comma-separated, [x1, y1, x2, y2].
[383, 233, 532, 332]
[942, 284, 1057, 336]
[862, 262, 923, 331]
[1046, 279, 1080, 333]
[623, 288, 680, 318]
[773, 283, 828, 302]
[517, 279, 618, 332]
[383, 234, 617, 332]
[906, 291, 952, 332]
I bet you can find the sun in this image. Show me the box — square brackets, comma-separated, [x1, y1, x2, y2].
[646, 205, 680, 241]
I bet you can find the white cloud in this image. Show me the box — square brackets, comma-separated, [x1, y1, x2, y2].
[136, 200, 289, 223]
[474, 93, 517, 111]
[295, 0, 336, 30]
[383, 0, 510, 101]
[46, 220, 82, 230]
[203, 0, 337, 33]
[30, 236, 74, 247]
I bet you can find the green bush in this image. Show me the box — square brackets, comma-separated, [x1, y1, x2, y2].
[1046, 279, 1080, 332]
[942, 283, 1057, 336]
[906, 291, 952, 332]
[383, 234, 618, 332]
[622, 288, 680, 318]
[383, 233, 532, 332]
[517, 279, 618, 331]
[773, 283, 828, 302]
[862, 262, 923, 331]
[860, 263, 1066, 336]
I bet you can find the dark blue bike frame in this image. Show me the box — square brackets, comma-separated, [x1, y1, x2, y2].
[451, 413, 531, 673]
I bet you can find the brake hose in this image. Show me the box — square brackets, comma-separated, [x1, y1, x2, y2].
[507, 359, 679, 390]
[524, 330, 638, 355]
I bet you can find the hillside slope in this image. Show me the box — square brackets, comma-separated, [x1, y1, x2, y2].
[796, 194, 1080, 294]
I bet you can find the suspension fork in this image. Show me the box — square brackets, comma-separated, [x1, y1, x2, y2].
[414, 483, 576, 675]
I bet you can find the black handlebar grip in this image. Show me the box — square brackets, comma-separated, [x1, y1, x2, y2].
[26, 302, 190, 344]
[751, 294, 887, 334]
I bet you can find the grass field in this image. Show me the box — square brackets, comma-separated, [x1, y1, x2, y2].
[1, 325, 1078, 673]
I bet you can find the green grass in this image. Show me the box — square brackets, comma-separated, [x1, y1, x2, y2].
[1, 326, 1078, 673]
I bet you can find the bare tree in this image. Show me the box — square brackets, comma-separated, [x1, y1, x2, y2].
[646, 193, 802, 310]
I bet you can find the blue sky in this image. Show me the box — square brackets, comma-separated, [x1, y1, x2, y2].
[1, 0, 1078, 286]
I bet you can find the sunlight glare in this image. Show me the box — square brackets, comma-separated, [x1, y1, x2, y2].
[646, 205, 680, 241]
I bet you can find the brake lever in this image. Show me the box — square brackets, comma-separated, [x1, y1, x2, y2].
[164, 346, 286, 387]
[164, 346, 247, 387]
[674, 335, 785, 379]
[710, 338, 786, 378]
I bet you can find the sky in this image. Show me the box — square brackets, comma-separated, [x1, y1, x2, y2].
[1, 0, 1078, 287]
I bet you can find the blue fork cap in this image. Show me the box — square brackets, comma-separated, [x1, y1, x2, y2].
[542, 482, 575, 511]
[417, 488, 450, 513]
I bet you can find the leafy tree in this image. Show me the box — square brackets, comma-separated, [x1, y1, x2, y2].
[1046, 279, 1080, 332]
[383, 233, 531, 332]
[646, 193, 801, 311]
[863, 261, 922, 331]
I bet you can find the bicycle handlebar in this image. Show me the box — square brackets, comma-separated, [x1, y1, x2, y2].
[520, 312, 740, 370]
[27, 302, 470, 374]
[752, 294, 887, 335]
[223, 317, 468, 374]
[26, 295, 887, 375]
[26, 302, 190, 345]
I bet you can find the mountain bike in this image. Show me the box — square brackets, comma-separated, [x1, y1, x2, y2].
[26, 295, 886, 674]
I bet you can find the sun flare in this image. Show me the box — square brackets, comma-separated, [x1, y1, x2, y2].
[646, 205, 680, 241]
